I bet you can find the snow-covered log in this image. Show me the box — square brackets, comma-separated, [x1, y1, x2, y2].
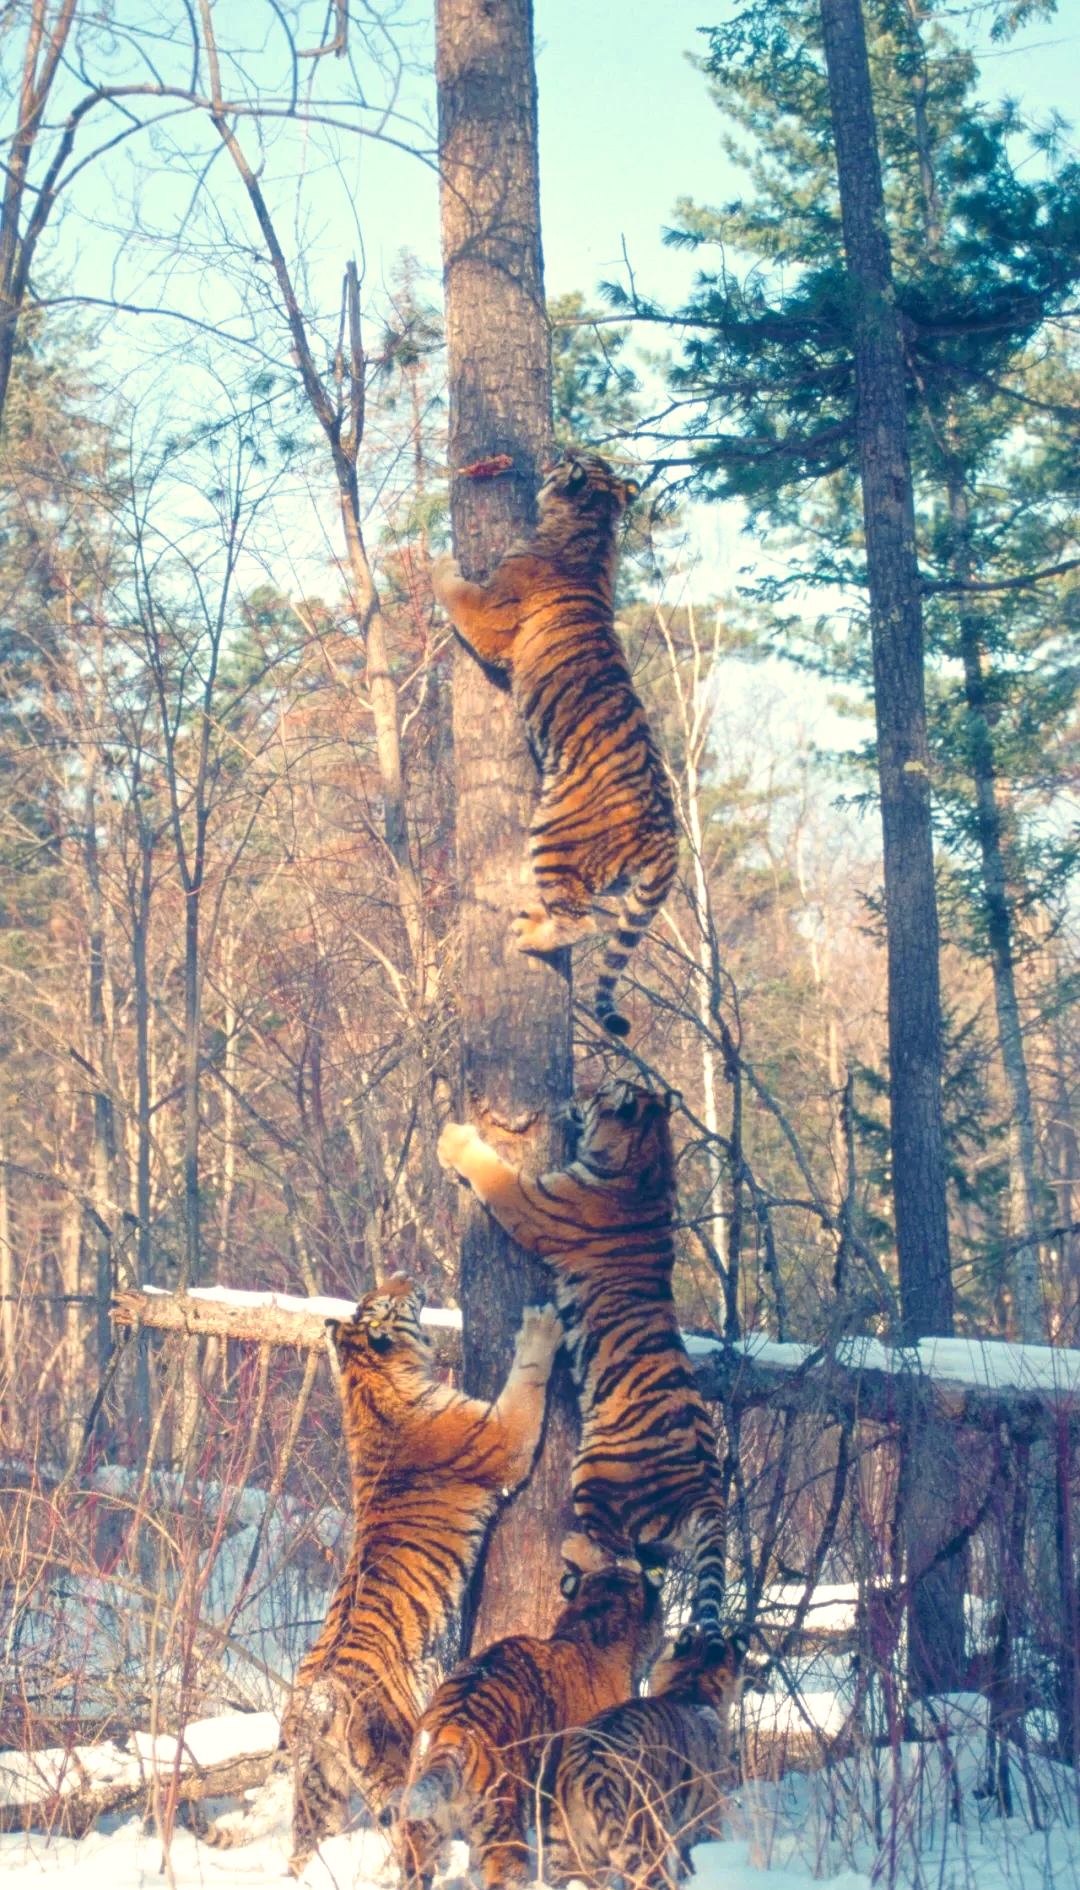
[0, 1713, 278, 1835]
[112, 1288, 1080, 1432]
[691, 1331, 1080, 1432]
[110, 1285, 462, 1363]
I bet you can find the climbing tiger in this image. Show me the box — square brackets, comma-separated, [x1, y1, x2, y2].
[437, 1082, 728, 1634]
[201, 1276, 562, 1876]
[394, 1533, 664, 1890]
[539, 1626, 750, 1887]
[431, 452, 678, 1037]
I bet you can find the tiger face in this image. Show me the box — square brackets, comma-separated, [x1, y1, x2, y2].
[536, 453, 639, 534]
[327, 1272, 431, 1369]
[568, 1080, 678, 1194]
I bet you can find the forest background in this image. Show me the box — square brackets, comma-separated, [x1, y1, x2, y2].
[2, 0, 1080, 1816]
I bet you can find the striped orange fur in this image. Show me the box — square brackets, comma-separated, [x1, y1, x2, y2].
[395, 1534, 664, 1889]
[202, 1278, 561, 1876]
[538, 1627, 748, 1886]
[437, 1083, 728, 1634]
[431, 453, 677, 1036]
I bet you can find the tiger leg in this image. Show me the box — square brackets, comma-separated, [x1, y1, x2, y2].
[286, 1671, 415, 1875]
[468, 1776, 532, 1889]
[430, 557, 518, 668]
[487, 1300, 565, 1484]
[512, 902, 597, 953]
[514, 800, 601, 954]
[395, 1812, 447, 1890]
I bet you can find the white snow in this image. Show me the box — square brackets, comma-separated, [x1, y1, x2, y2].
[0, 1713, 280, 1809]
[3, 1724, 1078, 1890]
[130, 1713, 280, 1768]
[756, 1585, 858, 1634]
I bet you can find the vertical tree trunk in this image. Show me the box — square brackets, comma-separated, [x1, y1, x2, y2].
[0, 1121, 15, 1442]
[132, 811, 154, 1440]
[818, 0, 951, 1342]
[83, 738, 115, 1378]
[948, 472, 1045, 1343]
[818, 0, 961, 1698]
[437, 0, 576, 1650]
[904, 0, 1044, 1347]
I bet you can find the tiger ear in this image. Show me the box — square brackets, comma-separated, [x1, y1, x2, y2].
[673, 1628, 695, 1657]
[560, 1567, 582, 1599]
[623, 479, 641, 502]
[565, 459, 588, 494]
[661, 1089, 681, 1113]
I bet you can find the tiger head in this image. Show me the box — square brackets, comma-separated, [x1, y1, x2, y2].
[647, 1625, 752, 1712]
[566, 1080, 678, 1199]
[327, 1272, 431, 1370]
[537, 453, 639, 535]
[557, 1533, 666, 1673]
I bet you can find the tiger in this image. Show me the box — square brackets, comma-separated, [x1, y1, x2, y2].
[394, 1533, 665, 1890]
[538, 1627, 750, 1888]
[431, 452, 678, 1037]
[437, 1081, 728, 1636]
[201, 1276, 562, 1876]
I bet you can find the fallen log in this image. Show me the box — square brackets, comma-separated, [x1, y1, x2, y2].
[111, 1289, 1080, 1435]
[0, 1746, 275, 1837]
[110, 1285, 462, 1367]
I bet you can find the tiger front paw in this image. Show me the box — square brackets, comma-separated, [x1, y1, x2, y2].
[430, 553, 462, 606]
[437, 1120, 483, 1177]
[515, 1302, 563, 1376]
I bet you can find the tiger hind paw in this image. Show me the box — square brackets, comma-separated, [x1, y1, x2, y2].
[512, 907, 595, 954]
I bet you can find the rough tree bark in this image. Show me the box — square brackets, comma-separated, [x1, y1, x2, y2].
[436, 0, 576, 1650]
[818, 0, 961, 1697]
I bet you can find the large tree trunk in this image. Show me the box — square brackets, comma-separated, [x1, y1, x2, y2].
[818, 0, 961, 1698]
[818, 0, 951, 1342]
[437, 0, 576, 1652]
[948, 471, 1045, 1343]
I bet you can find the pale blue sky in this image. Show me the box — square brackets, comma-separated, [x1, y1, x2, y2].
[347, 0, 1080, 319]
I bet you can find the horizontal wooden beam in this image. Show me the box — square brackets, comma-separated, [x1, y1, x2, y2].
[111, 1290, 1079, 1435]
[110, 1288, 462, 1366]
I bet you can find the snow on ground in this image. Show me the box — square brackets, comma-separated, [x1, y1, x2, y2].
[0, 1712, 280, 1807]
[3, 1712, 1079, 1890]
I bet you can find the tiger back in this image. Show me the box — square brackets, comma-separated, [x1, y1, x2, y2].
[437, 1085, 728, 1633]
[539, 1627, 748, 1887]
[395, 1534, 664, 1890]
[202, 1279, 561, 1876]
[431, 453, 678, 1036]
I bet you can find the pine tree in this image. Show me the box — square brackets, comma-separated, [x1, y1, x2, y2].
[628, 0, 1080, 1338]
